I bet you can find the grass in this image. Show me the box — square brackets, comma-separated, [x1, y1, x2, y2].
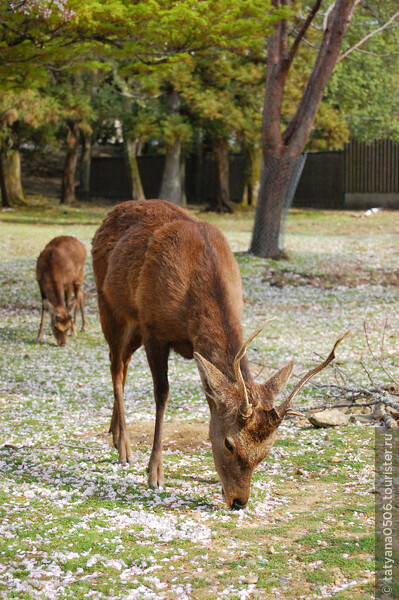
[0, 199, 395, 599]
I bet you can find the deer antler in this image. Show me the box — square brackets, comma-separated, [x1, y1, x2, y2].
[275, 331, 350, 419]
[235, 318, 276, 419]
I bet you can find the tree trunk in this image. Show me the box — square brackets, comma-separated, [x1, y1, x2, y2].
[61, 120, 79, 205]
[194, 139, 203, 205]
[125, 138, 145, 201]
[0, 160, 8, 208]
[0, 149, 25, 207]
[250, 153, 297, 259]
[159, 88, 184, 205]
[242, 145, 262, 207]
[181, 157, 187, 208]
[214, 140, 232, 213]
[250, 0, 360, 258]
[159, 137, 183, 205]
[77, 128, 92, 201]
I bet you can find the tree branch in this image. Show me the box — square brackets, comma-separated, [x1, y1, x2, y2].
[287, 0, 323, 65]
[282, 0, 359, 154]
[355, 48, 399, 57]
[363, 321, 398, 385]
[337, 9, 399, 62]
[278, 0, 289, 62]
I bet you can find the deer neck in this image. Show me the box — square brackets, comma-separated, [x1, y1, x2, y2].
[194, 321, 252, 385]
[43, 274, 65, 310]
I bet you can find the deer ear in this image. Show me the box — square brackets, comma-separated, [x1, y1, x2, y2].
[261, 361, 294, 397]
[194, 352, 231, 406]
[43, 299, 56, 313]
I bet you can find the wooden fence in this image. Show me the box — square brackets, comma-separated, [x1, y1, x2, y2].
[294, 139, 399, 209]
[90, 153, 245, 205]
[345, 138, 399, 194]
[90, 139, 399, 209]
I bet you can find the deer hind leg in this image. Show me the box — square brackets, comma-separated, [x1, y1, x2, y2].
[109, 333, 141, 465]
[74, 283, 88, 331]
[145, 338, 170, 490]
[65, 285, 77, 336]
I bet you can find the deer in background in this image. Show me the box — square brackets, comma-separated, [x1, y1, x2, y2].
[37, 236, 88, 346]
[92, 200, 346, 509]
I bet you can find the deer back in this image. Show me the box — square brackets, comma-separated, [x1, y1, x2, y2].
[37, 236, 86, 303]
[92, 200, 244, 364]
[36, 236, 86, 343]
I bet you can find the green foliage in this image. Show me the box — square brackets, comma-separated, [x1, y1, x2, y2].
[278, 1, 399, 149]
[308, 103, 350, 151]
[2, 0, 398, 164]
[161, 113, 192, 148]
[326, 1, 399, 142]
[181, 51, 265, 147]
[0, 0, 285, 160]
[0, 89, 60, 151]
[1, 0, 286, 84]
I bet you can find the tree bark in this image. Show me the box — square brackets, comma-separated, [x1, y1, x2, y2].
[0, 159, 8, 208]
[214, 140, 232, 213]
[125, 138, 145, 201]
[159, 89, 184, 206]
[61, 120, 80, 205]
[242, 145, 261, 207]
[251, 0, 360, 258]
[250, 153, 297, 258]
[0, 149, 25, 207]
[159, 137, 183, 205]
[77, 128, 92, 201]
[181, 157, 187, 207]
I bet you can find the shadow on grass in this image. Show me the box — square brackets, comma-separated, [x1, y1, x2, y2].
[0, 324, 91, 348]
[0, 326, 56, 346]
[0, 445, 220, 512]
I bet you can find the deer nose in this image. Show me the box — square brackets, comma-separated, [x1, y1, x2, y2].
[231, 498, 247, 510]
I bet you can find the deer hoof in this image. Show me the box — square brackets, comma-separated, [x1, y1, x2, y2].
[118, 454, 134, 467]
[148, 476, 164, 491]
[148, 464, 164, 490]
[149, 481, 164, 491]
[116, 435, 134, 466]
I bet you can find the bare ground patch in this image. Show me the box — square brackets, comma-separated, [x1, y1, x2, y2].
[263, 263, 399, 289]
[127, 421, 210, 453]
[85, 421, 211, 454]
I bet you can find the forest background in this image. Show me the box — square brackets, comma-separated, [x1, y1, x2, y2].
[1, 1, 398, 251]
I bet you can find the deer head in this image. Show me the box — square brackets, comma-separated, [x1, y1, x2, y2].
[44, 299, 77, 346]
[195, 326, 348, 509]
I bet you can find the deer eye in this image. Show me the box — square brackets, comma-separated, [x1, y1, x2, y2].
[224, 438, 234, 452]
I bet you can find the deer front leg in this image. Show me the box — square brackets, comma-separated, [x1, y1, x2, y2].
[145, 339, 170, 490]
[70, 319, 77, 337]
[37, 300, 47, 340]
[110, 352, 134, 465]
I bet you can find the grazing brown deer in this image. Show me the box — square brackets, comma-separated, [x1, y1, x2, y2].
[92, 200, 346, 509]
[36, 236, 88, 346]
